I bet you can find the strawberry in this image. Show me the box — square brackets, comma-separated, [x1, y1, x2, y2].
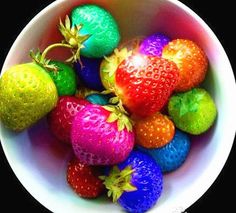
[0, 63, 58, 131]
[100, 150, 163, 212]
[71, 4, 120, 58]
[67, 157, 104, 198]
[137, 129, 191, 173]
[47, 96, 90, 144]
[162, 39, 208, 92]
[48, 61, 77, 96]
[100, 48, 133, 90]
[140, 32, 171, 57]
[71, 104, 134, 165]
[115, 54, 179, 117]
[85, 93, 109, 106]
[74, 56, 104, 91]
[100, 37, 143, 90]
[168, 88, 217, 135]
[134, 112, 175, 148]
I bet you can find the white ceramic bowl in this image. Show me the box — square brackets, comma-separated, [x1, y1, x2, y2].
[1, 0, 236, 212]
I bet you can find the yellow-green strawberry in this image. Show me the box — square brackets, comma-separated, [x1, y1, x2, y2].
[0, 63, 58, 131]
[168, 88, 217, 135]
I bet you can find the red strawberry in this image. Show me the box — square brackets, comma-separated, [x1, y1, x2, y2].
[67, 157, 104, 198]
[47, 96, 90, 144]
[115, 54, 179, 117]
[162, 39, 208, 92]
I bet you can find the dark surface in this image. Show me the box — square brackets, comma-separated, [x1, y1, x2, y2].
[0, 0, 235, 212]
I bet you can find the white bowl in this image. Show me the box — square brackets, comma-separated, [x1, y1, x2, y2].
[1, 0, 236, 212]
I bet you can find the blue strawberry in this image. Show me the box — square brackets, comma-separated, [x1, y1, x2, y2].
[137, 129, 191, 173]
[74, 56, 104, 91]
[85, 93, 109, 106]
[100, 150, 163, 213]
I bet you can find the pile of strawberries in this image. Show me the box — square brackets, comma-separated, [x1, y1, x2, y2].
[0, 4, 217, 213]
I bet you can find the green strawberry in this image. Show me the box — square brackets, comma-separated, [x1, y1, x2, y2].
[71, 4, 120, 58]
[168, 88, 217, 135]
[48, 61, 77, 96]
[0, 63, 58, 131]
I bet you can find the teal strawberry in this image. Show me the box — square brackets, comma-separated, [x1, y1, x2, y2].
[48, 61, 77, 96]
[168, 88, 217, 135]
[85, 93, 109, 106]
[0, 63, 58, 131]
[71, 4, 120, 58]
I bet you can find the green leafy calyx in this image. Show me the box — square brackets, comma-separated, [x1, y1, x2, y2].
[30, 50, 58, 72]
[173, 88, 205, 117]
[103, 101, 133, 132]
[99, 166, 137, 202]
[59, 15, 90, 63]
[103, 48, 132, 77]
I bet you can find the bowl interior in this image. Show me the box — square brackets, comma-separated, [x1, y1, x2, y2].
[1, 0, 235, 212]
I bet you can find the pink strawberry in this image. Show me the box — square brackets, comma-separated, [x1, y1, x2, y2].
[71, 104, 134, 165]
[47, 96, 90, 144]
[115, 54, 179, 117]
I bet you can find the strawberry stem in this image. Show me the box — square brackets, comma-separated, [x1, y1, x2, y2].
[30, 15, 90, 71]
[41, 43, 73, 62]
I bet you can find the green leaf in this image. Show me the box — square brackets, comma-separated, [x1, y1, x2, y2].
[101, 90, 113, 95]
[103, 105, 116, 112]
[107, 190, 112, 198]
[109, 96, 119, 104]
[58, 15, 90, 63]
[117, 119, 125, 131]
[113, 190, 122, 202]
[110, 166, 120, 176]
[99, 175, 106, 181]
[119, 166, 134, 177]
[123, 183, 137, 192]
[179, 101, 189, 117]
[101, 165, 137, 203]
[107, 113, 119, 123]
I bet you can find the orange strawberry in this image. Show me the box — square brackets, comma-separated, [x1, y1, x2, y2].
[134, 112, 175, 148]
[162, 39, 208, 92]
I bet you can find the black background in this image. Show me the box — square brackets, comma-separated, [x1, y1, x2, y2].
[0, 0, 235, 212]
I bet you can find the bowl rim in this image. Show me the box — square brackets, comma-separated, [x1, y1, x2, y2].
[1, 0, 236, 212]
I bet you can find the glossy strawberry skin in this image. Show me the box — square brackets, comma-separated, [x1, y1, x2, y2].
[47, 96, 90, 144]
[71, 104, 134, 165]
[134, 112, 175, 148]
[67, 157, 104, 198]
[115, 54, 179, 118]
[0, 63, 58, 131]
[162, 39, 208, 92]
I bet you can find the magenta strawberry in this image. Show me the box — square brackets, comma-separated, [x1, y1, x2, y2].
[71, 104, 134, 165]
[48, 96, 90, 144]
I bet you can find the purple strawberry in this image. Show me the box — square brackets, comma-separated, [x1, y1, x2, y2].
[140, 33, 171, 57]
[71, 104, 134, 165]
